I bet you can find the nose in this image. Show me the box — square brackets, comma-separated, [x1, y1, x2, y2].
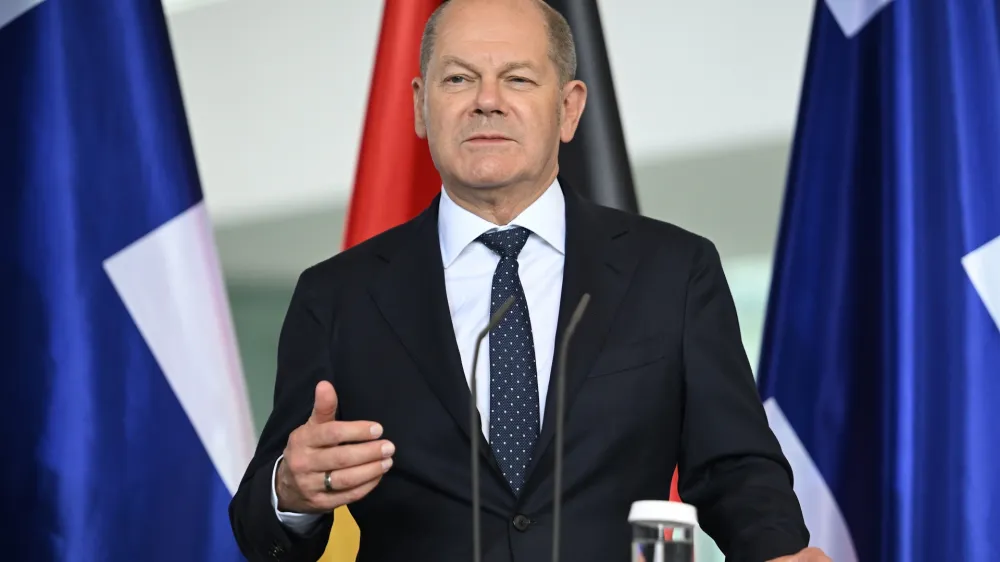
[472, 77, 506, 118]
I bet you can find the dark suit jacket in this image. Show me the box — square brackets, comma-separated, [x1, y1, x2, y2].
[229, 184, 809, 562]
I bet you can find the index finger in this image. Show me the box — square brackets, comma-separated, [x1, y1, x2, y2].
[306, 419, 384, 448]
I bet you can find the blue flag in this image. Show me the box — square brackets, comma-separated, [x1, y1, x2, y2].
[757, 1, 1000, 561]
[0, 1, 255, 560]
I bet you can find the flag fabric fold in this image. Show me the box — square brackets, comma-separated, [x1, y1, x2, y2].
[758, 1, 1000, 561]
[0, 1, 255, 560]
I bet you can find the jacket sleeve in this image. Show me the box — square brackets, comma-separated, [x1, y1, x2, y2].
[677, 237, 809, 562]
[229, 267, 336, 562]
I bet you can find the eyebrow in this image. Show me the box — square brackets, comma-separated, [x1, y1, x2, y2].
[439, 56, 540, 75]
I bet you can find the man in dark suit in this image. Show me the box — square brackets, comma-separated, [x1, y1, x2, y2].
[229, 0, 831, 561]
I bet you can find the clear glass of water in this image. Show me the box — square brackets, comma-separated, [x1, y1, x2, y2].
[629, 500, 697, 562]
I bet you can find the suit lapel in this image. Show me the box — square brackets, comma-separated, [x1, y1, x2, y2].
[367, 198, 503, 476]
[522, 186, 641, 493]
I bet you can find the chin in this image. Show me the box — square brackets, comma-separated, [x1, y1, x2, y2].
[461, 172, 520, 189]
[460, 159, 523, 188]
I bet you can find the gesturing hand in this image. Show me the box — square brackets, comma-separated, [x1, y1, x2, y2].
[275, 381, 395, 514]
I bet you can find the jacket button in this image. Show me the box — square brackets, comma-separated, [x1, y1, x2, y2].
[512, 514, 531, 532]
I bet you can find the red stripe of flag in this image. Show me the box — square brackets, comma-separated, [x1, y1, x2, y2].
[343, 0, 444, 250]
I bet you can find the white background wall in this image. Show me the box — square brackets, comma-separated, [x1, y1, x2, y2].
[163, 0, 815, 225]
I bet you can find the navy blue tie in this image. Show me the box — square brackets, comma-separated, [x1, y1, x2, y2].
[477, 226, 539, 495]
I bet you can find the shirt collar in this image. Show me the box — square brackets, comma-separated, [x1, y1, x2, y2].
[438, 178, 566, 268]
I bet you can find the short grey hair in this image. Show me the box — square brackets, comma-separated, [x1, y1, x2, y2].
[419, 0, 578, 85]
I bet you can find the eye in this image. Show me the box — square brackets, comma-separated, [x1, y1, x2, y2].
[508, 76, 535, 85]
[444, 75, 468, 84]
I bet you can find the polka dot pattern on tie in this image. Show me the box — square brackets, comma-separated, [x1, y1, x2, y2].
[477, 226, 539, 496]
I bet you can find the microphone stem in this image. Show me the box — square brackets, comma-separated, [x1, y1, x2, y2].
[552, 343, 567, 562]
[551, 294, 590, 562]
[471, 295, 516, 562]
[471, 351, 482, 562]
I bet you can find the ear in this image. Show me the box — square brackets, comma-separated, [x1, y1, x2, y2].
[558, 80, 588, 143]
[412, 77, 428, 139]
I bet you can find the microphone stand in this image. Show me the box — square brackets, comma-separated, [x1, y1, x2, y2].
[552, 294, 591, 562]
[471, 295, 516, 562]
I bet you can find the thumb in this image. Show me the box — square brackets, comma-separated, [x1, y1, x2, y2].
[309, 380, 337, 424]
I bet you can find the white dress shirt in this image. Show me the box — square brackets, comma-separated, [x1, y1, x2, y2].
[272, 180, 566, 535]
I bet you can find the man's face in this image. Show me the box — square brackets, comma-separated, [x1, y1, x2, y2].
[413, 0, 585, 190]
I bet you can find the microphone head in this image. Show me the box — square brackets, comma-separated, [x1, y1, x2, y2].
[569, 293, 590, 328]
[492, 294, 517, 327]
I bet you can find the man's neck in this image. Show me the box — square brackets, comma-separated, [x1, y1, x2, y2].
[444, 173, 557, 226]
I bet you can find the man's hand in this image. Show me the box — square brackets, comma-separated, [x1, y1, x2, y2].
[275, 381, 395, 514]
[768, 547, 832, 561]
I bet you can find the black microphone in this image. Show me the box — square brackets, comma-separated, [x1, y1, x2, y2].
[471, 294, 517, 562]
[551, 293, 591, 562]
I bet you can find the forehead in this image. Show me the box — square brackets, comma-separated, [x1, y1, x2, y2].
[433, 1, 550, 67]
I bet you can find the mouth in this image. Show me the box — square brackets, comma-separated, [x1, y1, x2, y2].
[465, 134, 513, 144]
